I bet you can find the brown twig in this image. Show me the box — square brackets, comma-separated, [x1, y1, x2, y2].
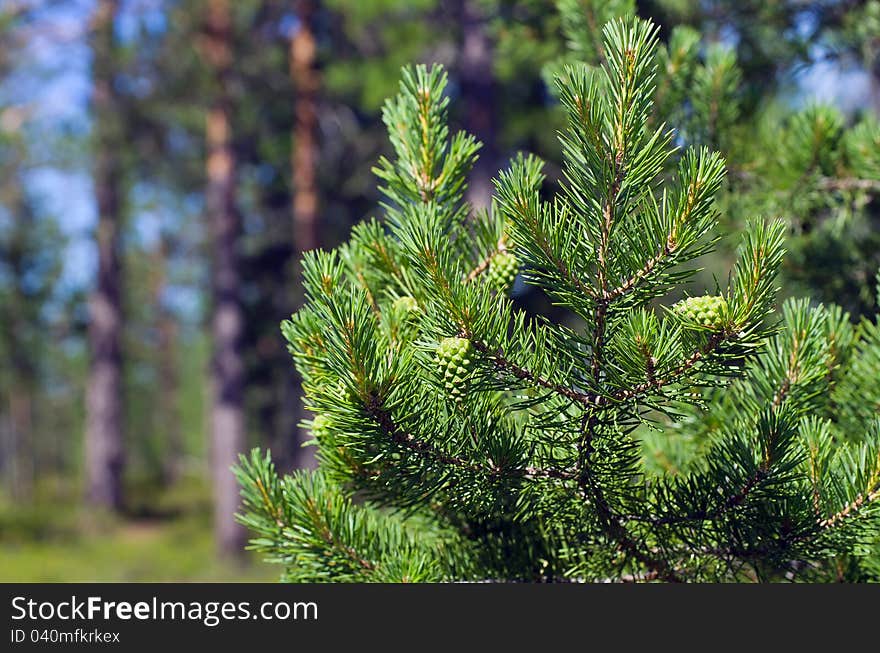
[469, 339, 602, 407]
[302, 497, 377, 571]
[507, 195, 598, 300]
[364, 395, 575, 482]
[575, 418, 684, 583]
[463, 238, 507, 284]
[610, 333, 723, 403]
[819, 486, 880, 530]
[605, 242, 671, 302]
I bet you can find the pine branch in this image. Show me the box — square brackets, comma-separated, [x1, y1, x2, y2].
[240, 17, 880, 584]
[820, 485, 880, 530]
[463, 238, 507, 284]
[603, 242, 670, 301]
[608, 333, 723, 404]
[503, 195, 599, 301]
[300, 496, 378, 572]
[364, 394, 575, 482]
[819, 445, 880, 531]
[576, 414, 684, 582]
[470, 338, 603, 407]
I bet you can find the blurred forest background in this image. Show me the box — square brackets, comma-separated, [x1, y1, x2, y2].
[0, 0, 878, 581]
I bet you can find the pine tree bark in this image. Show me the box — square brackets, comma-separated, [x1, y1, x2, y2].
[204, 0, 247, 556]
[151, 233, 182, 484]
[85, 0, 125, 511]
[457, 0, 497, 211]
[287, 0, 321, 470]
[290, 0, 320, 255]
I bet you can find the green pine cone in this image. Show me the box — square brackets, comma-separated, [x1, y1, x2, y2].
[435, 336, 476, 398]
[311, 413, 332, 440]
[672, 294, 728, 329]
[486, 251, 519, 293]
[331, 378, 360, 404]
[392, 295, 420, 315]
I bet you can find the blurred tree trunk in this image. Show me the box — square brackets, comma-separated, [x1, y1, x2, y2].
[204, 0, 247, 556]
[7, 390, 33, 500]
[287, 0, 321, 470]
[151, 233, 182, 484]
[290, 0, 320, 255]
[85, 0, 125, 511]
[456, 0, 497, 211]
[4, 195, 35, 501]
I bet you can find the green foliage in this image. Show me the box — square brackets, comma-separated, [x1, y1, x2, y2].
[724, 103, 880, 317]
[554, 1, 878, 317]
[840, 0, 880, 73]
[551, 0, 742, 152]
[647, 298, 880, 579]
[324, 0, 439, 112]
[392, 295, 420, 315]
[688, 44, 741, 150]
[558, 0, 634, 62]
[236, 17, 879, 582]
[235, 450, 470, 582]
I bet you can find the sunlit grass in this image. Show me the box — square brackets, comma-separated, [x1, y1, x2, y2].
[0, 476, 278, 583]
